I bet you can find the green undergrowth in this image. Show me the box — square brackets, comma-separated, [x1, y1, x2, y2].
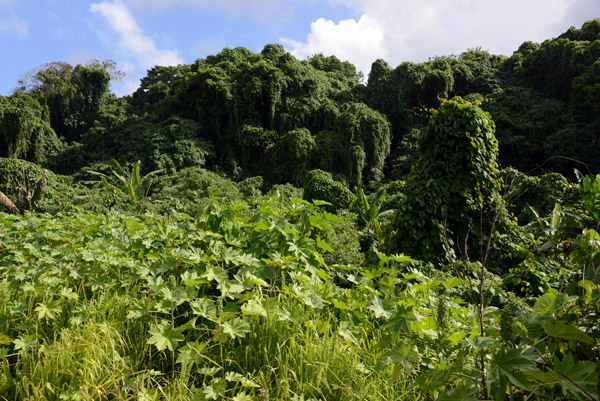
[0, 188, 598, 400]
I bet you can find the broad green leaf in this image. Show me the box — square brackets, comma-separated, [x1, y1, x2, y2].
[199, 366, 221, 376]
[232, 392, 254, 401]
[203, 379, 227, 400]
[13, 335, 38, 351]
[222, 318, 251, 339]
[550, 353, 598, 398]
[0, 333, 12, 345]
[316, 237, 334, 253]
[190, 298, 217, 320]
[137, 386, 159, 401]
[323, 212, 346, 224]
[543, 320, 594, 343]
[127, 300, 151, 320]
[532, 290, 569, 316]
[436, 384, 478, 401]
[160, 286, 192, 307]
[368, 296, 393, 319]
[219, 279, 246, 299]
[226, 372, 260, 388]
[203, 265, 228, 283]
[35, 299, 62, 320]
[333, 300, 353, 310]
[147, 321, 184, 352]
[487, 347, 537, 400]
[241, 298, 267, 317]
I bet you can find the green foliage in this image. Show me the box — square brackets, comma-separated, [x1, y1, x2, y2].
[90, 159, 162, 204]
[336, 103, 391, 183]
[129, 45, 383, 185]
[0, 168, 47, 214]
[16, 61, 113, 143]
[488, 19, 600, 176]
[264, 127, 315, 186]
[0, 94, 62, 164]
[318, 209, 363, 266]
[501, 167, 580, 224]
[391, 97, 503, 262]
[237, 176, 263, 198]
[151, 167, 242, 215]
[0, 185, 598, 400]
[366, 50, 503, 154]
[52, 115, 213, 175]
[303, 169, 355, 211]
[3, 21, 600, 401]
[0, 158, 90, 214]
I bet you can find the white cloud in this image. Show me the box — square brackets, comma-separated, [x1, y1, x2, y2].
[285, 0, 598, 76]
[90, 0, 184, 94]
[90, 1, 183, 69]
[0, 14, 28, 38]
[281, 15, 386, 75]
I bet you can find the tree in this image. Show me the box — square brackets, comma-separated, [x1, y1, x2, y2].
[390, 97, 503, 262]
[264, 127, 315, 186]
[0, 94, 61, 164]
[15, 60, 116, 142]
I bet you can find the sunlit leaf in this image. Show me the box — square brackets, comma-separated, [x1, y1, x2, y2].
[147, 321, 184, 352]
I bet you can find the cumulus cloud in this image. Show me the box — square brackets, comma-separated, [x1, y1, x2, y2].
[90, 0, 183, 69]
[285, 0, 596, 77]
[281, 15, 386, 75]
[0, 14, 28, 38]
[90, 0, 184, 94]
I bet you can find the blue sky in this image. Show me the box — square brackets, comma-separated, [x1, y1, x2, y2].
[1, 0, 598, 96]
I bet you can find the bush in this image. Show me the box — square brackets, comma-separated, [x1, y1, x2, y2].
[501, 167, 581, 224]
[0, 157, 102, 214]
[303, 169, 355, 212]
[238, 176, 263, 199]
[150, 167, 241, 215]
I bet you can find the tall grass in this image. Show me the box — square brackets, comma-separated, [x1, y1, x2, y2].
[11, 322, 133, 400]
[224, 306, 421, 400]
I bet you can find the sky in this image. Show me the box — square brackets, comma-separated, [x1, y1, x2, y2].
[1, 0, 598, 96]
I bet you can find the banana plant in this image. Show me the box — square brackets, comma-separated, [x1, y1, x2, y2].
[356, 187, 393, 248]
[0, 169, 47, 214]
[91, 159, 162, 204]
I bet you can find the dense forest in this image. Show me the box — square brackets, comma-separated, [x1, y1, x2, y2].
[0, 19, 599, 401]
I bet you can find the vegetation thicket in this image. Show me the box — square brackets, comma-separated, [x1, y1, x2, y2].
[0, 19, 599, 401]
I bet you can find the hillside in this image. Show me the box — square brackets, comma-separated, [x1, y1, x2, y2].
[0, 20, 599, 401]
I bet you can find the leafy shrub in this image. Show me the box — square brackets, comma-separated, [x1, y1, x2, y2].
[319, 210, 363, 266]
[151, 167, 241, 214]
[503, 259, 551, 297]
[501, 167, 581, 224]
[50, 116, 213, 175]
[0, 158, 88, 214]
[238, 176, 264, 199]
[303, 169, 355, 211]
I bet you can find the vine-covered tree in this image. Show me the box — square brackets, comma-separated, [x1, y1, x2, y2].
[391, 98, 504, 263]
[16, 61, 116, 143]
[0, 94, 61, 164]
